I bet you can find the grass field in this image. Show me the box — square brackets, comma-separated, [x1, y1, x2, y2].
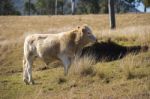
[0, 14, 150, 99]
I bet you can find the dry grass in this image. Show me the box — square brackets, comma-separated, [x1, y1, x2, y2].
[120, 53, 150, 79]
[69, 56, 96, 76]
[96, 25, 150, 46]
[0, 14, 150, 99]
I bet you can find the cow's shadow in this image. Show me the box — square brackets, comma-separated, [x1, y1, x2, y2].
[80, 40, 148, 62]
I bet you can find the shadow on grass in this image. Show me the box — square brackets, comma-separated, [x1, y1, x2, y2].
[81, 40, 148, 62]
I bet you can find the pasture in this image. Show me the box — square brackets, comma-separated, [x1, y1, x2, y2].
[0, 14, 150, 99]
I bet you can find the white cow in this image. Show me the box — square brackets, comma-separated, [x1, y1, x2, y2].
[23, 24, 97, 85]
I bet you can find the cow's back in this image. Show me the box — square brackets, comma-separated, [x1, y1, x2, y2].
[36, 35, 60, 60]
[24, 34, 60, 60]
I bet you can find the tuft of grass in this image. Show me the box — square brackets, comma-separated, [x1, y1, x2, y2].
[120, 54, 139, 79]
[98, 73, 111, 84]
[57, 76, 67, 84]
[96, 63, 115, 84]
[120, 53, 150, 79]
[97, 72, 111, 83]
[70, 56, 96, 77]
[80, 66, 95, 76]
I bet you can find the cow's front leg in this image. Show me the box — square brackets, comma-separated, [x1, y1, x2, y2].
[58, 55, 71, 75]
[27, 58, 35, 85]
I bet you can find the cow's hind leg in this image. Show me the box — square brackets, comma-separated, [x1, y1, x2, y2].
[27, 57, 34, 85]
[23, 58, 29, 85]
[23, 56, 34, 85]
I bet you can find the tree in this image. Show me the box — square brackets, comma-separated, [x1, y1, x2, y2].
[108, 0, 116, 29]
[24, 1, 36, 15]
[36, 0, 64, 15]
[55, 0, 57, 15]
[143, 0, 150, 12]
[71, 0, 76, 15]
[125, 0, 150, 12]
[99, 0, 108, 13]
[54, 0, 65, 15]
[59, 0, 64, 14]
[77, 0, 100, 14]
[29, 0, 31, 15]
[0, 0, 20, 15]
[36, 0, 54, 15]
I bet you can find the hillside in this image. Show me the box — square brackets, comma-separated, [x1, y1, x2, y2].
[0, 14, 150, 99]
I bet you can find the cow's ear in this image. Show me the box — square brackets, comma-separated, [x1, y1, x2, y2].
[81, 26, 87, 34]
[70, 32, 76, 41]
[74, 29, 83, 44]
[78, 26, 80, 29]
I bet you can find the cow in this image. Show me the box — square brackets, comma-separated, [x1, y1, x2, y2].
[23, 24, 97, 85]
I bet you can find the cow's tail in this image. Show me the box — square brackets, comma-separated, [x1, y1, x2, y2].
[23, 37, 28, 68]
[23, 37, 29, 76]
[23, 56, 26, 69]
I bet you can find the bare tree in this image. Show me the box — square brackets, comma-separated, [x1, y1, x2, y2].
[143, 0, 150, 13]
[71, 0, 76, 15]
[61, 0, 64, 14]
[108, 0, 116, 29]
[144, 6, 146, 12]
[55, 0, 57, 15]
[29, 0, 31, 15]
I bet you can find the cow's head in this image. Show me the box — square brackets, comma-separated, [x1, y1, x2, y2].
[75, 24, 97, 45]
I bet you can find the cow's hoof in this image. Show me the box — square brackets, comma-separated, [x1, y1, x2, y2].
[29, 80, 35, 85]
[64, 72, 68, 76]
[23, 79, 29, 85]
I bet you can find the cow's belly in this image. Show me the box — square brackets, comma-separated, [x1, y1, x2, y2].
[36, 38, 60, 62]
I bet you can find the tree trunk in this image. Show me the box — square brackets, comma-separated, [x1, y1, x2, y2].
[62, 0, 64, 15]
[55, 0, 57, 15]
[29, 0, 31, 15]
[71, 0, 76, 15]
[108, 0, 116, 29]
[144, 6, 146, 13]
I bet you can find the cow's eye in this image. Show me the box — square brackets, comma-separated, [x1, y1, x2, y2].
[87, 32, 91, 34]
